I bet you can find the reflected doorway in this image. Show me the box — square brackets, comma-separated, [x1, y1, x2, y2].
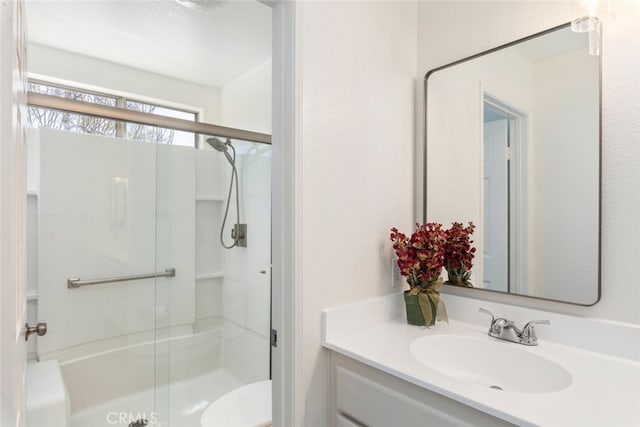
[482, 94, 528, 294]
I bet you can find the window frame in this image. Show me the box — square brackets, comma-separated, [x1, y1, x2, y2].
[27, 78, 201, 147]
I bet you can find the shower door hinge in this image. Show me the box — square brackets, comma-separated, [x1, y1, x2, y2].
[270, 328, 278, 348]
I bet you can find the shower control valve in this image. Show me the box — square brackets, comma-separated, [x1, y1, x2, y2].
[232, 223, 248, 247]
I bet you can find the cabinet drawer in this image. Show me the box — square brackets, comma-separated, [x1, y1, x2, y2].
[333, 354, 514, 427]
[337, 367, 470, 427]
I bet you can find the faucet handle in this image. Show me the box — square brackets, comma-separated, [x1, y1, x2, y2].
[479, 308, 503, 335]
[520, 320, 550, 345]
[478, 307, 495, 323]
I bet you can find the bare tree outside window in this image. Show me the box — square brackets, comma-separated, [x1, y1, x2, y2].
[26, 81, 198, 146]
[125, 101, 175, 144]
[27, 82, 117, 136]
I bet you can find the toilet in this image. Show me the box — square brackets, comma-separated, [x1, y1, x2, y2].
[200, 380, 272, 427]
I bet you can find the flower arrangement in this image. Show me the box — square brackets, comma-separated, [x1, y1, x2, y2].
[443, 222, 476, 288]
[390, 223, 445, 289]
[390, 223, 447, 326]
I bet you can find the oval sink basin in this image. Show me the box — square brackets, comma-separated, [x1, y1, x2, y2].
[410, 335, 572, 393]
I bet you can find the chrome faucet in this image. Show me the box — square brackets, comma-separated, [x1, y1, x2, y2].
[479, 308, 550, 346]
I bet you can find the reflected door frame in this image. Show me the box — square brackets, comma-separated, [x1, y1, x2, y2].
[482, 93, 530, 295]
[483, 119, 509, 292]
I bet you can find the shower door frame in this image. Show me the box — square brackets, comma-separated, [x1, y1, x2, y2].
[269, 1, 302, 426]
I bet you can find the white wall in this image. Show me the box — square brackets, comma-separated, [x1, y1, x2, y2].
[299, 2, 417, 425]
[220, 59, 272, 134]
[417, 1, 640, 323]
[27, 44, 221, 122]
[531, 48, 599, 303]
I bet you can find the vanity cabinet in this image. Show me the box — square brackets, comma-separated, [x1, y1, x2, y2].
[328, 352, 514, 427]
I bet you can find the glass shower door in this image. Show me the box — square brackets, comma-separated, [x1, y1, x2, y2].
[26, 122, 272, 427]
[153, 137, 272, 427]
[26, 125, 172, 427]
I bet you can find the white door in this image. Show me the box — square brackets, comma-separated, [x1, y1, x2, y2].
[483, 120, 509, 292]
[0, 0, 27, 426]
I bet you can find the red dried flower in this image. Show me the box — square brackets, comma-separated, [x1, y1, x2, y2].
[443, 222, 476, 284]
[390, 223, 445, 288]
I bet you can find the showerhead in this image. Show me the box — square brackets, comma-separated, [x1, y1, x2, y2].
[206, 137, 229, 152]
[206, 137, 234, 163]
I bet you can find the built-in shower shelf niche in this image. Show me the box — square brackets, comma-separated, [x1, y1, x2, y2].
[196, 272, 224, 280]
[195, 198, 224, 277]
[196, 194, 225, 202]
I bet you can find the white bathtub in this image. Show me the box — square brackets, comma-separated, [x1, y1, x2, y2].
[35, 317, 268, 427]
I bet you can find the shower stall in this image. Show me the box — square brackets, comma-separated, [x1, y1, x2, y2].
[26, 117, 272, 427]
[23, 2, 273, 426]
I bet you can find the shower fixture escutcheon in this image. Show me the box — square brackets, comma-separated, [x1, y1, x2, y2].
[232, 223, 247, 247]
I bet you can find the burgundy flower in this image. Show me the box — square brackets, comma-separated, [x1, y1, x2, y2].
[443, 222, 476, 282]
[390, 223, 445, 288]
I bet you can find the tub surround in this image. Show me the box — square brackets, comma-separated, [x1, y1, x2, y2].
[322, 293, 640, 426]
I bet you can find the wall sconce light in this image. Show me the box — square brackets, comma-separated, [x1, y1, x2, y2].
[571, 0, 615, 55]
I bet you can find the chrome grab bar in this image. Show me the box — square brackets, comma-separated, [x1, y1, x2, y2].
[67, 268, 176, 289]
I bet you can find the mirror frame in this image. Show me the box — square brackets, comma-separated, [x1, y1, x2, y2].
[423, 22, 602, 306]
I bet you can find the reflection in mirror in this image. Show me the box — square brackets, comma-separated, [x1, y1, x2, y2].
[425, 24, 600, 305]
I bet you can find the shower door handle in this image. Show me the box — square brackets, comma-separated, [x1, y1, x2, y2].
[25, 321, 47, 341]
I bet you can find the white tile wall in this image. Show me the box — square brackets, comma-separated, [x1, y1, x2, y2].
[30, 128, 196, 355]
[196, 278, 223, 320]
[221, 152, 271, 339]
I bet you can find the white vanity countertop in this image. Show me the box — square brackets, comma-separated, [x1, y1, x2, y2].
[322, 293, 640, 427]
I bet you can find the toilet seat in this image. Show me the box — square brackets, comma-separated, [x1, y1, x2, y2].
[200, 380, 272, 427]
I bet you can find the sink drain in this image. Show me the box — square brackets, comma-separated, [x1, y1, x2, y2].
[489, 385, 503, 390]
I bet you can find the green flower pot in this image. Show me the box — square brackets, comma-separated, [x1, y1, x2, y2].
[404, 291, 434, 327]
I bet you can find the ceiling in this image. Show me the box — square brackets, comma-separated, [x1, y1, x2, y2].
[25, 0, 272, 88]
[514, 27, 589, 62]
